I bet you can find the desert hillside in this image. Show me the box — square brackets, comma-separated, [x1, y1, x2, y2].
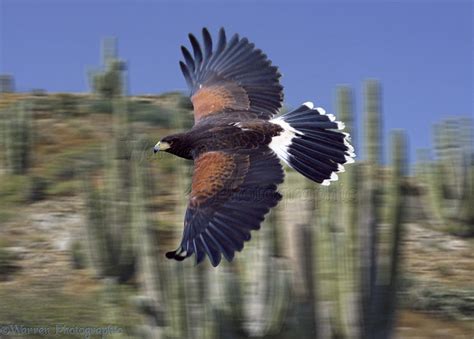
[0, 91, 472, 338]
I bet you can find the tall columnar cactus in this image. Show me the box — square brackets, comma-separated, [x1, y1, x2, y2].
[89, 37, 126, 98]
[364, 80, 382, 167]
[359, 79, 383, 338]
[364, 130, 407, 339]
[163, 101, 193, 339]
[129, 100, 206, 339]
[84, 99, 137, 282]
[227, 205, 291, 338]
[136, 105, 203, 339]
[359, 82, 408, 339]
[296, 87, 360, 339]
[102, 37, 118, 67]
[434, 119, 462, 199]
[2, 101, 34, 174]
[296, 82, 408, 339]
[334, 86, 360, 337]
[458, 154, 474, 235]
[0, 74, 15, 93]
[131, 146, 167, 338]
[420, 118, 474, 233]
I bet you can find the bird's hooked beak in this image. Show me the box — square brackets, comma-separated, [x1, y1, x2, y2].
[154, 141, 170, 153]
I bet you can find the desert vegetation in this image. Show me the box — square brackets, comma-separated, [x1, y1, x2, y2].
[0, 38, 472, 338]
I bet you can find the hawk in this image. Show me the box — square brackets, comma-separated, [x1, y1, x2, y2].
[154, 28, 355, 266]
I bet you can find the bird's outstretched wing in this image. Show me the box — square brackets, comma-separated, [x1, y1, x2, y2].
[166, 149, 284, 266]
[180, 28, 283, 123]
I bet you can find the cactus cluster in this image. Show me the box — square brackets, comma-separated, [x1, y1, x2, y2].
[128, 80, 409, 339]
[1, 33, 469, 338]
[417, 117, 474, 235]
[74, 78, 471, 337]
[1, 101, 34, 174]
[278, 81, 408, 338]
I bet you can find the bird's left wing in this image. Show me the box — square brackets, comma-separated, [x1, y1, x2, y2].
[166, 149, 284, 266]
[180, 28, 283, 124]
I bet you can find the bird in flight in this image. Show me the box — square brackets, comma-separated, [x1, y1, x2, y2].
[154, 28, 355, 267]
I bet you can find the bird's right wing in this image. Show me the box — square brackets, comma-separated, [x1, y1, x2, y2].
[166, 149, 284, 266]
[179, 28, 284, 124]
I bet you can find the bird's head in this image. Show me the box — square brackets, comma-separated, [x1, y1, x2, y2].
[154, 133, 192, 159]
[153, 135, 176, 154]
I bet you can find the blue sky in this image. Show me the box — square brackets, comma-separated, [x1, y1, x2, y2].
[1, 0, 472, 163]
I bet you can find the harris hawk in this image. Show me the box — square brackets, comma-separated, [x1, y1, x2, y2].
[154, 28, 355, 266]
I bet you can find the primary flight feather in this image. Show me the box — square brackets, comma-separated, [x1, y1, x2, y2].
[154, 28, 355, 267]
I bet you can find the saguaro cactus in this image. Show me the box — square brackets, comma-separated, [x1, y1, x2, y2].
[131, 146, 167, 338]
[301, 82, 408, 339]
[359, 79, 384, 338]
[334, 86, 360, 338]
[84, 99, 137, 282]
[458, 154, 474, 235]
[364, 80, 382, 167]
[420, 118, 474, 234]
[2, 101, 34, 174]
[0, 74, 15, 93]
[359, 81, 407, 339]
[231, 207, 292, 338]
[89, 37, 126, 98]
[365, 130, 407, 338]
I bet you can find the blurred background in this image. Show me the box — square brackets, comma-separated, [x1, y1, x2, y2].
[0, 1, 472, 338]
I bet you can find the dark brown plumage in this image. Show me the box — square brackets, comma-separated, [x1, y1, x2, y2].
[155, 28, 355, 266]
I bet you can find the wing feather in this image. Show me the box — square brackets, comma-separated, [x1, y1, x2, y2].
[189, 33, 203, 66]
[202, 28, 213, 60]
[181, 46, 195, 72]
[166, 149, 284, 266]
[180, 28, 283, 123]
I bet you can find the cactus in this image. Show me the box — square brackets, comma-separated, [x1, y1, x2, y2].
[131, 145, 167, 338]
[419, 118, 474, 234]
[363, 130, 407, 339]
[0, 74, 15, 93]
[358, 82, 408, 339]
[334, 86, 360, 338]
[166, 100, 193, 339]
[286, 81, 408, 339]
[458, 155, 474, 235]
[89, 37, 126, 98]
[359, 80, 383, 338]
[132, 105, 201, 339]
[364, 80, 382, 166]
[229, 206, 292, 338]
[84, 99, 137, 282]
[296, 86, 360, 339]
[2, 101, 34, 174]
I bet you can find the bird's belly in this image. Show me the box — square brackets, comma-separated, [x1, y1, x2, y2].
[205, 127, 276, 153]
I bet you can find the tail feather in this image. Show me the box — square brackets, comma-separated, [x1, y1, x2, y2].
[269, 102, 355, 185]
